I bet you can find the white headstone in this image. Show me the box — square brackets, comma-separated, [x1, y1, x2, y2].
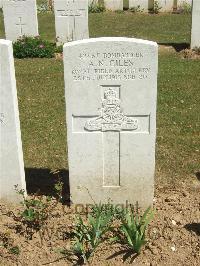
[191, 0, 200, 48]
[54, 0, 89, 45]
[129, 0, 149, 12]
[157, 0, 175, 11]
[104, 0, 123, 11]
[3, 0, 39, 42]
[0, 39, 26, 202]
[64, 37, 158, 208]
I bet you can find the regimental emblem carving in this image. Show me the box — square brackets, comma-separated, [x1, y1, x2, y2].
[84, 89, 138, 132]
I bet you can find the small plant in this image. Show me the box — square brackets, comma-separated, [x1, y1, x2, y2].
[9, 246, 20, 255]
[13, 36, 55, 58]
[89, 1, 105, 13]
[37, 0, 52, 13]
[52, 169, 64, 203]
[0, 231, 20, 255]
[15, 186, 53, 234]
[73, 206, 113, 263]
[119, 206, 155, 254]
[0, 231, 13, 249]
[178, 1, 192, 14]
[129, 5, 144, 13]
[149, 0, 162, 14]
[54, 44, 63, 54]
[193, 47, 200, 55]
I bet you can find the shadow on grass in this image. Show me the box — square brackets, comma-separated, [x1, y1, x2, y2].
[158, 42, 190, 52]
[107, 248, 138, 263]
[184, 223, 200, 236]
[25, 168, 70, 205]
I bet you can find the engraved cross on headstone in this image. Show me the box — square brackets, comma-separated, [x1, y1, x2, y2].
[16, 17, 26, 36]
[73, 85, 150, 187]
[57, 0, 86, 40]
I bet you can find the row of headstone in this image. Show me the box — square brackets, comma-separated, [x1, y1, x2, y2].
[2, 0, 199, 49]
[2, 0, 89, 44]
[129, 0, 192, 12]
[0, 36, 158, 208]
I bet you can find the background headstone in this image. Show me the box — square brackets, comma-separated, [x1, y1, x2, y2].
[157, 0, 175, 12]
[0, 0, 2, 9]
[64, 37, 158, 208]
[54, 0, 89, 45]
[3, 0, 39, 42]
[191, 0, 200, 48]
[104, 0, 123, 11]
[0, 39, 26, 202]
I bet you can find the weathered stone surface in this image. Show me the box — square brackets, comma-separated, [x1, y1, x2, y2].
[3, 0, 38, 42]
[104, 0, 123, 11]
[191, 0, 200, 48]
[54, 0, 89, 45]
[64, 37, 158, 208]
[0, 39, 26, 202]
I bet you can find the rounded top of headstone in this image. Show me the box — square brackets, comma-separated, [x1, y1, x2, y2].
[0, 39, 12, 45]
[63, 37, 158, 48]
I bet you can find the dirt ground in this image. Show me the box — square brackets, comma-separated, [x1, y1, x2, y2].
[0, 175, 200, 266]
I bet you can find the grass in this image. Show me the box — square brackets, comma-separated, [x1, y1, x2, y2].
[0, 11, 191, 44]
[0, 10, 199, 184]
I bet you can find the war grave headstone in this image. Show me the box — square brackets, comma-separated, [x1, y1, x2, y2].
[104, 0, 123, 11]
[54, 0, 89, 45]
[3, 0, 38, 42]
[191, 0, 200, 49]
[64, 37, 158, 208]
[0, 39, 26, 202]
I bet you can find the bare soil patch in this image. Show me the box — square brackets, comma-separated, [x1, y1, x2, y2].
[0, 178, 199, 266]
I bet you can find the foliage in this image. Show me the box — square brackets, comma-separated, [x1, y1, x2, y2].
[54, 44, 63, 54]
[9, 246, 20, 255]
[0, 232, 20, 255]
[37, 0, 51, 13]
[89, 1, 105, 13]
[37, 3, 49, 13]
[73, 206, 113, 263]
[15, 186, 53, 232]
[119, 207, 155, 254]
[129, 5, 144, 13]
[52, 169, 64, 203]
[178, 1, 192, 14]
[149, 0, 162, 14]
[193, 47, 200, 54]
[13, 36, 55, 58]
